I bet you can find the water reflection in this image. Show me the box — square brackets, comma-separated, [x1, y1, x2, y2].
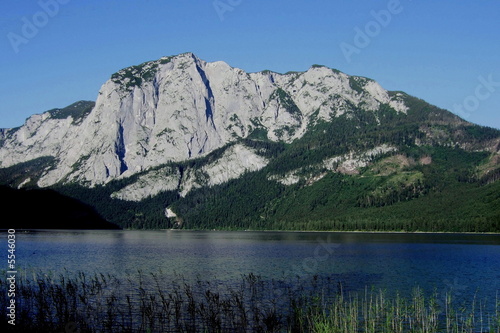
[10, 230, 500, 302]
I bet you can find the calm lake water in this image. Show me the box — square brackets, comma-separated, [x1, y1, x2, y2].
[10, 230, 500, 304]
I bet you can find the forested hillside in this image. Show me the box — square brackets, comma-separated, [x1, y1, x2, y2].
[23, 93, 499, 232]
[1, 54, 499, 232]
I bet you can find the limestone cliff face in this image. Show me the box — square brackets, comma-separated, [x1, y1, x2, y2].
[0, 53, 408, 188]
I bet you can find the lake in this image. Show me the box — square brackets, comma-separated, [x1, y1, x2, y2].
[12, 230, 500, 301]
[4, 229, 500, 332]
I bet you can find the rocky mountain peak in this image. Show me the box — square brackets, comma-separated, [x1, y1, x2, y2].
[0, 53, 450, 189]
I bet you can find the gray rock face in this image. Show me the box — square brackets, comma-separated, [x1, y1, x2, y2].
[0, 53, 408, 189]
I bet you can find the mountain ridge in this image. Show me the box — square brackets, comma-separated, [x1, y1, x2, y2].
[0, 53, 412, 186]
[1, 53, 499, 231]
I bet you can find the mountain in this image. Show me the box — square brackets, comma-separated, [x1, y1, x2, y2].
[0, 185, 119, 229]
[1, 53, 499, 231]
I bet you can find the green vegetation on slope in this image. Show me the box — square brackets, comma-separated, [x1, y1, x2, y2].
[47, 101, 95, 124]
[44, 139, 499, 232]
[166, 146, 499, 232]
[1, 92, 499, 232]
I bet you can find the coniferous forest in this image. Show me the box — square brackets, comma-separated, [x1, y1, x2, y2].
[1, 92, 499, 232]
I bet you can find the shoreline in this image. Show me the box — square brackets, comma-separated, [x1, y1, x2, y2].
[3, 228, 500, 235]
[161, 228, 500, 235]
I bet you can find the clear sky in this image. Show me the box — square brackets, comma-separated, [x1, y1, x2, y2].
[0, 0, 499, 129]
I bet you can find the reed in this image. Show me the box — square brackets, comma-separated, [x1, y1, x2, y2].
[0, 270, 498, 332]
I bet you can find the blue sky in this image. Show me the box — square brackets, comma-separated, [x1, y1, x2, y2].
[0, 0, 499, 129]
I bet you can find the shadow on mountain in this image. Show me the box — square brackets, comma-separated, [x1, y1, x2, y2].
[0, 186, 120, 230]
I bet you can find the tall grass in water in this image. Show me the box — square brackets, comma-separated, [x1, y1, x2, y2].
[0, 270, 498, 332]
[309, 287, 500, 333]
